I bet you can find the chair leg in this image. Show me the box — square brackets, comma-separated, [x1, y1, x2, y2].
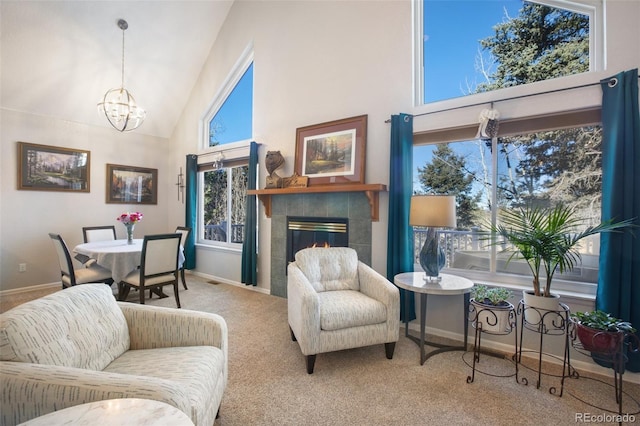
[117, 283, 131, 301]
[306, 355, 316, 374]
[174, 281, 181, 308]
[180, 268, 188, 290]
[289, 327, 297, 342]
[385, 342, 396, 359]
[139, 285, 146, 305]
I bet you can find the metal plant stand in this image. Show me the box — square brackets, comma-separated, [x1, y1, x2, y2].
[568, 320, 640, 421]
[515, 300, 576, 396]
[465, 301, 517, 384]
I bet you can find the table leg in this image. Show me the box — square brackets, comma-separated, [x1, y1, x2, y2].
[420, 293, 428, 365]
[403, 290, 410, 337]
[402, 292, 470, 365]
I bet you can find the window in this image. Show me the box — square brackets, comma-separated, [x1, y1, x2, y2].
[414, 122, 603, 291]
[208, 63, 253, 146]
[415, 0, 600, 105]
[412, 0, 604, 294]
[198, 47, 254, 247]
[201, 164, 249, 244]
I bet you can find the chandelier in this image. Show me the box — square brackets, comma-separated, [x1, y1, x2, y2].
[97, 19, 146, 132]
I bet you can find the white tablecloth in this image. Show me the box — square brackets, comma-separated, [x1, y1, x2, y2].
[73, 239, 184, 284]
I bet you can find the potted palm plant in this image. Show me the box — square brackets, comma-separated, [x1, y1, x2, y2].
[489, 204, 633, 327]
[571, 310, 636, 353]
[470, 285, 514, 334]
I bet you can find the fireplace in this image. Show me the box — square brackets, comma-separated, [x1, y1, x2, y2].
[286, 216, 349, 265]
[269, 191, 372, 297]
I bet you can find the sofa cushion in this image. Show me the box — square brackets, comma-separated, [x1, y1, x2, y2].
[103, 346, 225, 425]
[0, 284, 129, 371]
[294, 247, 359, 292]
[317, 290, 387, 331]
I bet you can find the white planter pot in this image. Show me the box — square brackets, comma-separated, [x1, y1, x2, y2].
[521, 291, 563, 332]
[471, 299, 515, 334]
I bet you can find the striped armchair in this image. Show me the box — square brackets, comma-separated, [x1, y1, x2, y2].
[0, 284, 227, 426]
[287, 247, 400, 374]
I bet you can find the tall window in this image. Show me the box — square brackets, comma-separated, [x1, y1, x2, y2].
[413, 0, 604, 292]
[415, 124, 603, 288]
[198, 49, 253, 247]
[416, 0, 599, 105]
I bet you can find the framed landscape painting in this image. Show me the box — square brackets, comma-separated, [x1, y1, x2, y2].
[106, 164, 158, 204]
[17, 142, 90, 192]
[295, 114, 367, 186]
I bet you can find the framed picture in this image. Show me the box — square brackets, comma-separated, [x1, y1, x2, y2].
[106, 164, 158, 204]
[17, 142, 90, 192]
[295, 114, 367, 185]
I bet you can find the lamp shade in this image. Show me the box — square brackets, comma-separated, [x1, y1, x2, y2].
[409, 195, 457, 228]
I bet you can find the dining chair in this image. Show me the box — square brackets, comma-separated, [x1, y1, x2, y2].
[82, 225, 117, 243]
[75, 225, 118, 265]
[48, 233, 114, 289]
[175, 226, 191, 290]
[117, 233, 182, 308]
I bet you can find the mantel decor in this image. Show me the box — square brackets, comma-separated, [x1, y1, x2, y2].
[106, 164, 157, 205]
[17, 142, 90, 192]
[295, 115, 367, 186]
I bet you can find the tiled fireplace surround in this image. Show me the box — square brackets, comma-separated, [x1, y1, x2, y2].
[269, 192, 372, 297]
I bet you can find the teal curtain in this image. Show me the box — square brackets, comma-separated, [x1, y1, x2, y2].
[185, 154, 198, 270]
[597, 69, 640, 371]
[387, 113, 416, 322]
[241, 142, 259, 286]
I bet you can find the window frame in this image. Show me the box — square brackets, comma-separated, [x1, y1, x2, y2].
[413, 115, 604, 298]
[197, 44, 254, 250]
[413, 0, 604, 107]
[199, 43, 254, 150]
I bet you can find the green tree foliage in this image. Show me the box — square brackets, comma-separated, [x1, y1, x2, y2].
[478, 3, 596, 218]
[417, 144, 480, 228]
[477, 2, 589, 91]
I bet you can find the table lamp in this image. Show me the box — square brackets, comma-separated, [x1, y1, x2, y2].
[409, 195, 457, 281]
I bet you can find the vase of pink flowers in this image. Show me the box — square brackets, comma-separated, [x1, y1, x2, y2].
[117, 212, 143, 244]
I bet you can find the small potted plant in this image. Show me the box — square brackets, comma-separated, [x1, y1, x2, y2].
[571, 310, 636, 353]
[470, 285, 514, 334]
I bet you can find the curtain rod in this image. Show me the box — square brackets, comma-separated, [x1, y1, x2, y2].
[386, 75, 640, 122]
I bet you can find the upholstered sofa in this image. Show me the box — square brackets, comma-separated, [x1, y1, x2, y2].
[288, 247, 400, 373]
[0, 284, 227, 426]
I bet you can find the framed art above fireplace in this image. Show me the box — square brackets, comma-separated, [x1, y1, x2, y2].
[294, 114, 367, 186]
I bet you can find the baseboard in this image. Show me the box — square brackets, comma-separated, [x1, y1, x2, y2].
[0, 282, 59, 296]
[188, 271, 271, 295]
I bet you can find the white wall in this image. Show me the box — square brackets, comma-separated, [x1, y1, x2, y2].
[170, 0, 412, 290]
[0, 110, 178, 291]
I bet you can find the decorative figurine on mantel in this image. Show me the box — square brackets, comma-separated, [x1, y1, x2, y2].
[264, 151, 308, 189]
[265, 151, 285, 188]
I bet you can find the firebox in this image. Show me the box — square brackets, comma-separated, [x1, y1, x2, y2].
[286, 216, 349, 265]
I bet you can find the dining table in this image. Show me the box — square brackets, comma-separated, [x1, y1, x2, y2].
[73, 239, 184, 285]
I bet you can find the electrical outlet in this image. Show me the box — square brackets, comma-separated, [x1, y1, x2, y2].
[19, 263, 27, 272]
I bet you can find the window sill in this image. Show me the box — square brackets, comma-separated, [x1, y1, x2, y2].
[195, 242, 242, 254]
[440, 268, 597, 304]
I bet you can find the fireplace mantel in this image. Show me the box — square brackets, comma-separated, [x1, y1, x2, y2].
[247, 183, 387, 221]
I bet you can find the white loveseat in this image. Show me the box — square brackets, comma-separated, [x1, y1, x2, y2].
[0, 284, 227, 426]
[287, 247, 400, 374]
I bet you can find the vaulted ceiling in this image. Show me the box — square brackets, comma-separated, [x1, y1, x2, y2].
[1, 1, 234, 138]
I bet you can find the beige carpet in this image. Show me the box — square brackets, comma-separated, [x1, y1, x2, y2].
[3, 277, 640, 425]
